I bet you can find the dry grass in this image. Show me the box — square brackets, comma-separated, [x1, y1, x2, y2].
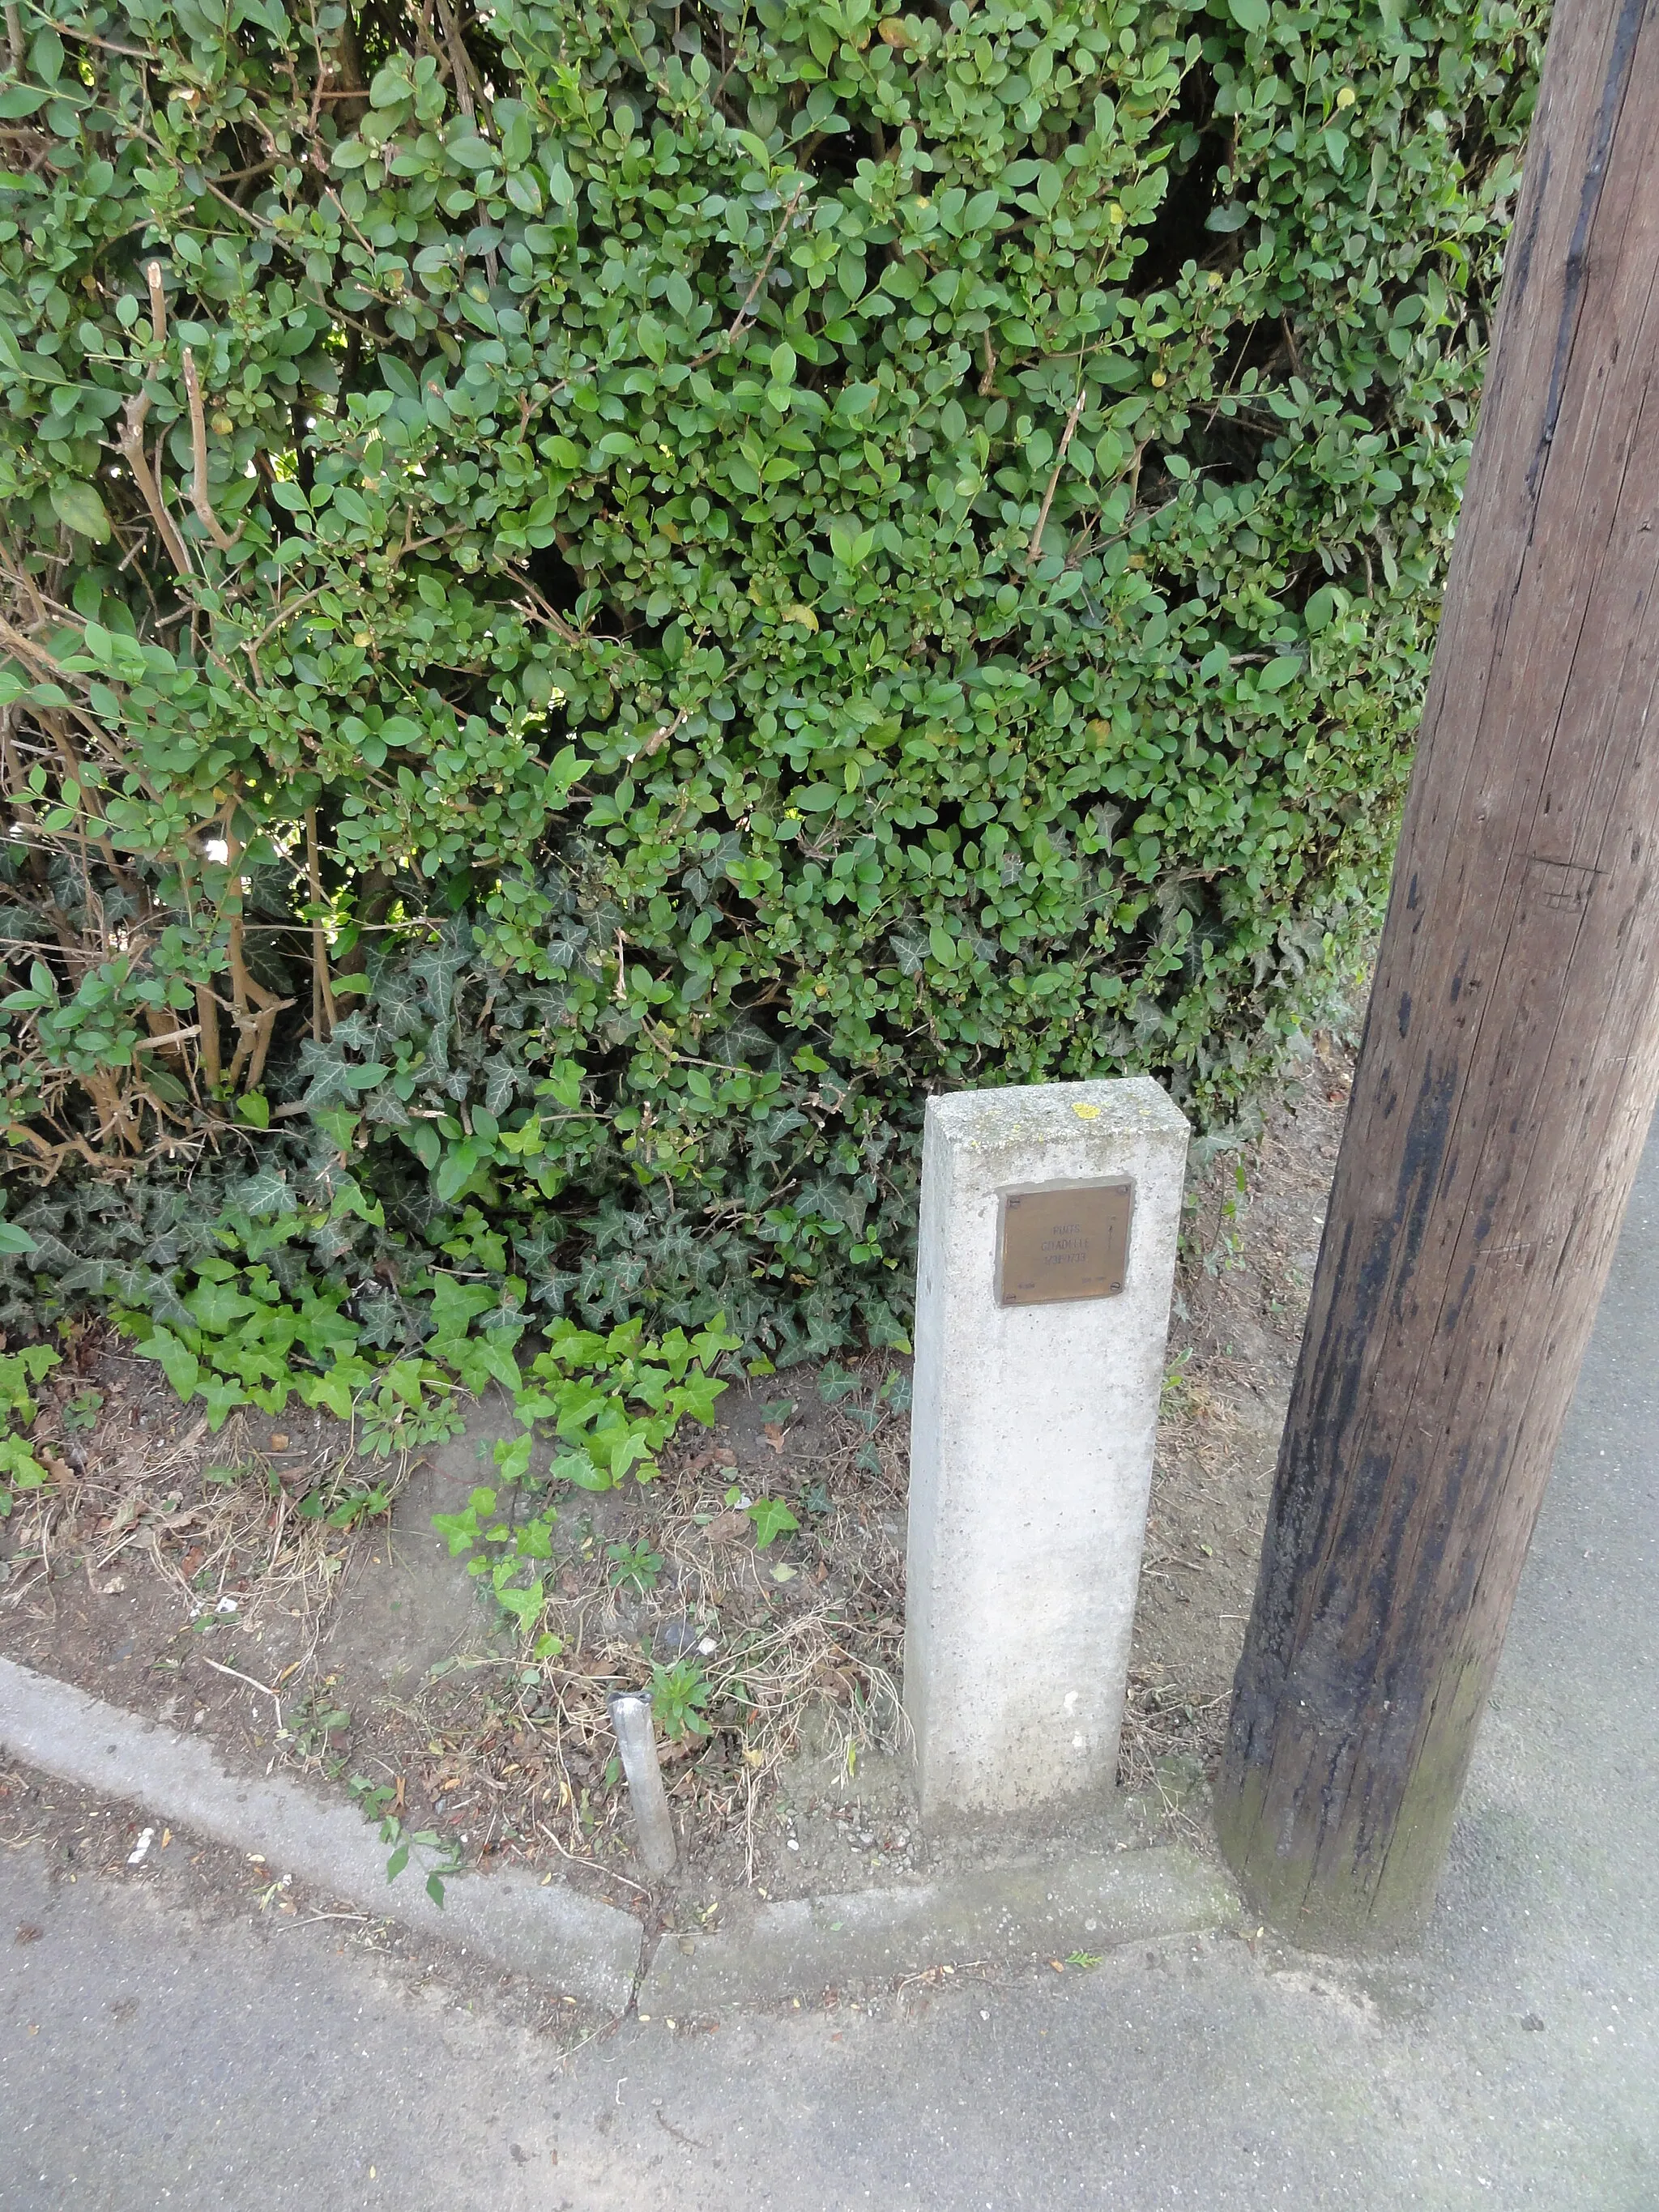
[5, 1321, 1247, 1886]
[1, 1342, 420, 1688]
[231, 1364, 919, 1896]
[1117, 1670, 1231, 1839]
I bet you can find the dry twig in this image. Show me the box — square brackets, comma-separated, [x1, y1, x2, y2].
[689, 185, 808, 369]
[1026, 382, 1090, 564]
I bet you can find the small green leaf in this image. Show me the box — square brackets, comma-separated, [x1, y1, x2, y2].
[447, 133, 497, 171]
[369, 62, 411, 106]
[50, 481, 111, 543]
[403, 1121, 442, 1170]
[748, 1498, 800, 1549]
[1304, 586, 1345, 633]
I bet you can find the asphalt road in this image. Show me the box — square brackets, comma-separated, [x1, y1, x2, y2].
[5, 1141, 1658, 2211]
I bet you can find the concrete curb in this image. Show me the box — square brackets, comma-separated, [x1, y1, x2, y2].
[0, 1655, 643, 2015]
[640, 1845, 1239, 2014]
[2, 1655, 1239, 2020]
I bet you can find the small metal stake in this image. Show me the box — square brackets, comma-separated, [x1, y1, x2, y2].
[608, 1691, 678, 1877]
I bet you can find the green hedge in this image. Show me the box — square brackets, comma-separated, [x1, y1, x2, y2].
[0, 0, 1542, 1361]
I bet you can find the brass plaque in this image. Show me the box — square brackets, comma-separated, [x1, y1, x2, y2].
[997, 1180, 1133, 1307]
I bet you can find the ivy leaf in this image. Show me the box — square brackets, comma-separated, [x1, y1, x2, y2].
[185, 1277, 257, 1333]
[199, 1374, 250, 1430]
[492, 1574, 544, 1630]
[140, 1326, 200, 1404]
[236, 1166, 293, 1219]
[748, 1497, 800, 1549]
[551, 1447, 610, 1491]
[434, 1140, 483, 1203]
[491, 1430, 535, 1483]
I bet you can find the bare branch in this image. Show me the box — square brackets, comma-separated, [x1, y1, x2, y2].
[194, 982, 223, 1089]
[305, 809, 337, 1044]
[44, 18, 155, 59]
[1026, 383, 1090, 565]
[433, 0, 478, 119]
[117, 390, 193, 577]
[689, 185, 808, 369]
[180, 348, 242, 551]
[642, 705, 691, 757]
[241, 582, 332, 660]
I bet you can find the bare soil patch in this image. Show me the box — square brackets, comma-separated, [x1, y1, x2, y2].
[1122, 1030, 1351, 1813]
[0, 1031, 1354, 1911]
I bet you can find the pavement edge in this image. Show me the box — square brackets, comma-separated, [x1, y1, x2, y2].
[0, 1653, 643, 2015]
[640, 1846, 1240, 2013]
[2, 1655, 1240, 2022]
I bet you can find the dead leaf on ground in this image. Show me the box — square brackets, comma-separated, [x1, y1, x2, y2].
[680, 1445, 736, 1475]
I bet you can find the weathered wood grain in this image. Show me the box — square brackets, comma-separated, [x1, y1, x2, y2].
[1214, 0, 1659, 1946]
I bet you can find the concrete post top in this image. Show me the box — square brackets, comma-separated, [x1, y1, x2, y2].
[924, 1076, 1189, 1164]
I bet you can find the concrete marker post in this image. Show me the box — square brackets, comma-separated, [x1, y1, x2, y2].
[903, 1077, 1188, 1823]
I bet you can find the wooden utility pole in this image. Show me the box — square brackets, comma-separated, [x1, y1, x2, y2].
[1214, 0, 1659, 1949]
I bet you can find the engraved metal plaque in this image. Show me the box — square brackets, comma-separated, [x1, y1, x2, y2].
[996, 1179, 1133, 1307]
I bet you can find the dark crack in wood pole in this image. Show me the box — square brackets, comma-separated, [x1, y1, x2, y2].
[1214, 0, 1659, 1949]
